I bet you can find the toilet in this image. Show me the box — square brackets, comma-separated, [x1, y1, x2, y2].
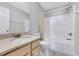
[40, 40, 50, 56]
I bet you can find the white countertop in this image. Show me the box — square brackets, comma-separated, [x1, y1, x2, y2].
[0, 34, 41, 55]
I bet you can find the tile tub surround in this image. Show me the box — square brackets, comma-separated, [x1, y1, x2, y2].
[0, 34, 41, 56]
[0, 32, 30, 40]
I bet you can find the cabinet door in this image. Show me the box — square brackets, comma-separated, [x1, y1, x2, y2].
[32, 46, 40, 56]
[32, 40, 40, 49]
[6, 44, 31, 56]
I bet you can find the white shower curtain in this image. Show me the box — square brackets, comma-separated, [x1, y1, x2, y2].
[44, 12, 75, 55]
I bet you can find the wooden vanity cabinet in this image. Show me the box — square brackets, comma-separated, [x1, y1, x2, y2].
[32, 46, 40, 56]
[5, 44, 31, 56]
[5, 39, 40, 56]
[31, 39, 40, 56]
[32, 40, 40, 49]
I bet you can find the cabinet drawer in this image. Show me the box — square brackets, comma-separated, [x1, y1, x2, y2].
[6, 44, 31, 56]
[32, 40, 40, 49]
[32, 46, 40, 56]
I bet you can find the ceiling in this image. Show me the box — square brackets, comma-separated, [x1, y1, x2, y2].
[38, 2, 70, 11]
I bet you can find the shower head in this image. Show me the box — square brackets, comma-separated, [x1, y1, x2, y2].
[65, 6, 72, 13]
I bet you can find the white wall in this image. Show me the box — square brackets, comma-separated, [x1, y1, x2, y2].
[71, 3, 79, 55]
[73, 3, 79, 55]
[75, 14, 79, 55]
[0, 2, 30, 33]
[0, 2, 44, 33]
[28, 2, 44, 33]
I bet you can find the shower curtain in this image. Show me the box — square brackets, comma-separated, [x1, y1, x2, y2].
[44, 9, 75, 55]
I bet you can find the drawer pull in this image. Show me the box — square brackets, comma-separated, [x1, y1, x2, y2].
[24, 53, 29, 56]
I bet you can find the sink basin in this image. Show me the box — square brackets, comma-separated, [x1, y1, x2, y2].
[10, 38, 18, 41]
[21, 36, 32, 38]
[8, 35, 35, 44]
[21, 35, 34, 38]
[31, 33, 40, 36]
[9, 38, 29, 44]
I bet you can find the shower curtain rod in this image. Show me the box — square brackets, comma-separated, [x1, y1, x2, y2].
[45, 4, 72, 14]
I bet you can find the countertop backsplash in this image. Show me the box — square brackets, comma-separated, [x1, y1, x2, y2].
[0, 32, 30, 40]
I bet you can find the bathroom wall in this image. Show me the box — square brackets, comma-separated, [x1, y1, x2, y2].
[75, 13, 79, 55]
[0, 2, 44, 33]
[28, 2, 44, 33]
[72, 3, 79, 55]
[0, 2, 30, 33]
[74, 3, 79, 55]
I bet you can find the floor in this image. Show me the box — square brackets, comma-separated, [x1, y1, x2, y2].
[40, 45, 70, 56]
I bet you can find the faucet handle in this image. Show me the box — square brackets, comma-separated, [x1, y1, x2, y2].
[68, 32, 72, 36]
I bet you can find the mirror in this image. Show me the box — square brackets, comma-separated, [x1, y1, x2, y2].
[0, 3, 30, 34]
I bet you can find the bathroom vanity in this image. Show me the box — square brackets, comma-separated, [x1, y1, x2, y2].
[0, 35, 41, 56]
[0, 3, 42, 56]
